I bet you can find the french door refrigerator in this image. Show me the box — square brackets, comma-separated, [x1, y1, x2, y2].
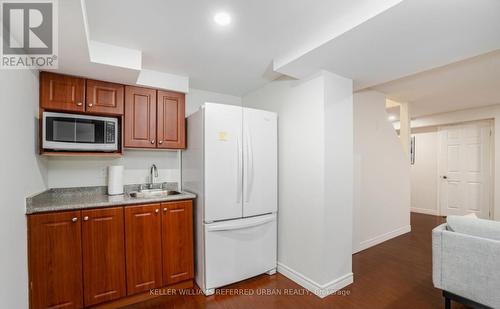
[182, 102, 277, 295]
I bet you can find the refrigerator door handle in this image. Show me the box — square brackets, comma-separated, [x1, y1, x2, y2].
[244, 127, 254, 203]
[206, 214, 275, 232]
[236, 136, 242, 203]
[243, 127, 248, 202]
[248, 128, 254, 201]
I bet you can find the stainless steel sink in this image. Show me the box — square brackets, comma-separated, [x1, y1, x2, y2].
[129, 189, 181, 198]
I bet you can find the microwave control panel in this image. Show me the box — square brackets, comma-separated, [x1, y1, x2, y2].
[105, 121, 116, 144]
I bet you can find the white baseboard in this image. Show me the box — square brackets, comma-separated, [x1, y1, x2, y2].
[277, 262, 353, 298]
[353, 225, 411, 254]
[411, 207, 439, 216]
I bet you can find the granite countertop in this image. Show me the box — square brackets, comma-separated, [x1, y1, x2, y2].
[26, 183, 196, 214]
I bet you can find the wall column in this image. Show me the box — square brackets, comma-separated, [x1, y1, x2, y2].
[399, 102, 411, 157]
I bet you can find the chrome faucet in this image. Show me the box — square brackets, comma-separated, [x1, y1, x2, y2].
[149, 164, 158, 188]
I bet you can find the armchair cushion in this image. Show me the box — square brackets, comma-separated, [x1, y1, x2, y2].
[433, 223, 500, 308]
[447, 215, 500, 241]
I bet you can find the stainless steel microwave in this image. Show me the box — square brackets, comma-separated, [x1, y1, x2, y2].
[42, 112, 118, 151]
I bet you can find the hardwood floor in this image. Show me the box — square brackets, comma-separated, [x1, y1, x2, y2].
[121, 213, 466, 309]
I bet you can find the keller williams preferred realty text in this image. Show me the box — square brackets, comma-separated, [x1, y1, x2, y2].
[150, 288, 351, 296]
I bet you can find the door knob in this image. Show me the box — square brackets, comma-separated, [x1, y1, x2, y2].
[88, 103, 93, 107]
[163, 208, 168, 212]
[155, 209, 159, 213]
[159, 140, 163, 144]
[83, 216, 89, 221]
[442, 176, 448, 179]
[71, 217, 78, 222]
[76, 102, 82, 106]
[151, 140, 155, 144]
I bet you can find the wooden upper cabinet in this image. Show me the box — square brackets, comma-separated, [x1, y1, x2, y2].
[86, 80, 124, 115]
[124, 204, 162, 295]
[40, 72, 85, 112]
[157, 90, 186, 149]
[161, 200, 194, 285]
[124, 86, 157, 148]
[39, 72, 186, 150]
[28, 210, 83, 309]
[82, 207, 126, 307]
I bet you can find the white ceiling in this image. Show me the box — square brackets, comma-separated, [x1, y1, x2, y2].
[275, 0, 500, 91]
[83, 0, 400, 95]
[374, 50, 500, 118]
[53, 0, 157, 89]
[56, 0, 500, 100]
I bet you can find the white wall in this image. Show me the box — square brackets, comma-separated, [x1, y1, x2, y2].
[47, 150, 180, 188]
[47, 87, 242, 188]
[323, 72, 353, 285]
[0, 70, 48, 309]
[185, 88, 241, 116]
[243, 72, 353, 297]
[406, 105, 500, 220]
[353, 90, 411, 253]
[410, 129, 438, 215]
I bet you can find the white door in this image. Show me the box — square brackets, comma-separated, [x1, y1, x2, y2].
[438, 121, 492, 218]
[204, 103, 243, 222]
[243, 108, 278, 217]
[204, 214, 277, 290]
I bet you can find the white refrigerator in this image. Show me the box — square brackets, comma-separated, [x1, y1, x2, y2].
[182, 102, 278, 295]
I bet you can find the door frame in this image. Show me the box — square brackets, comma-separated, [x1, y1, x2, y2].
[436, 119, 494, 219]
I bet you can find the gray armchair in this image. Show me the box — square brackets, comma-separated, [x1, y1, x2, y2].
[432, 216, 500, 309]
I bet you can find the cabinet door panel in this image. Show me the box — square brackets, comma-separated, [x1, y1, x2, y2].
[124, 86, 157, 148]
[86, 80, 124, 115]
[28, 211, 83, 309]
[124, 204, 162, 295]
[82, 207, 126, 306]
[40, 72, 85, 112]
[161, 201, 194, 285]
[157, 90, 185, 149]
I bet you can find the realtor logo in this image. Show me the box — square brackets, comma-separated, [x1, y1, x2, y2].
[1, 0, 58, 69]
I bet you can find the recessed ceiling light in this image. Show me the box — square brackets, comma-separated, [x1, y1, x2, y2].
[214, 12, 231, 26]
[388, 115, 397, 121]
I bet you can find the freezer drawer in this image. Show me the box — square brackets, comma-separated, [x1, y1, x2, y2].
[204, 213, 277, 290]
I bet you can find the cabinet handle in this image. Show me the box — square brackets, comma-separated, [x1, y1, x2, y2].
[83, 216, 89, 221]
[71, 217, 78, 222]
[159, 140, 163, 144]
[88, 103, 93, 107]
[76, 102, 82, 106]
[151, 140, 155, 144]
[163, 207, 168, 212]
[155, 209, 159, 213]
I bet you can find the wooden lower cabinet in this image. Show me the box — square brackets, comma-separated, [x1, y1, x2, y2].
[28, 210, 83, 309]
[161, 201, 194, 285]
[82, 207, 126, 306]
[28, 200, 194, 309]
[124, 204, 163, 295]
